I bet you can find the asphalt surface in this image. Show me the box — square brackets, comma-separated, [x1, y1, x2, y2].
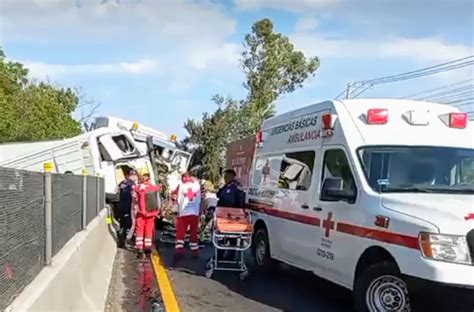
[157, 242, 353, 312]
[105, 231, 473, 312]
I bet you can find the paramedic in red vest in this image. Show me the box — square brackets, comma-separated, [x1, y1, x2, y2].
[172, 172, 201, 262]
[132, 173, 161, 256]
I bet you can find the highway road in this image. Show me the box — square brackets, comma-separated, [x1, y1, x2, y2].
[105, 240, 472, 312]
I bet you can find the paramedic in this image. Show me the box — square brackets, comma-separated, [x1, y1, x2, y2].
[216, 169, 245, 260]
[216, 169, 245, 208]
[133, 173, 161, 257]
[117, 169, 138, 248]
[172, 172, 202, 263]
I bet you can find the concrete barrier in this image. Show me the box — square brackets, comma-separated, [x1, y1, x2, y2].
[6, 208, 117, 312]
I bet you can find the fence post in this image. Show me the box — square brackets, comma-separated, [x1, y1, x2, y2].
[82, 169, 88, 230]
[96, 174, 100, 216]
[43, 162, 53, 266]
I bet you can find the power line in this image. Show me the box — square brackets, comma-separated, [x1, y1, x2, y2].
[443, 97, 474, 104]
[426, 91, 474, 103]
[335, 56, 474, 99]
[399, 79, 473, 99]
[452, 101, 474, 107]
[352, 84, 374, 98]
[354, 56, 474, 85]
[416, 85, 474, 101]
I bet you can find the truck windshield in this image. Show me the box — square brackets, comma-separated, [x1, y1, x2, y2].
[359, 146, 474, 194]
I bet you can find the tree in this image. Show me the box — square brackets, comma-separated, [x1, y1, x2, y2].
[241, 18, 320, 134]
[0, 48, 82, 142]
[183, 95, 240, 183]
[182, 18, 319, 181]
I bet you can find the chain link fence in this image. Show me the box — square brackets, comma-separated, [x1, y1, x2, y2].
[0, 167, 106, 311]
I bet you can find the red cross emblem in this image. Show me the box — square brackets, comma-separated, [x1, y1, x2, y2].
[185, 188, 198, 201]
[322, 212, 335, 238]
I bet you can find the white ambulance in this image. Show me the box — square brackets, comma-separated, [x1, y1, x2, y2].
[247, 99, 474, 311]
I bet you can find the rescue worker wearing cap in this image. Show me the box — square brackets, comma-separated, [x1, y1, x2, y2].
[172, 172, 202, 263]
[116, 169, 138, 248]
[132, 173, 161, 257]
[215, 169, 246, 260]
[217, 169, 245, 208]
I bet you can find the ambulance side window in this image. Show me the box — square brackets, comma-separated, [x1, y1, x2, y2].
[321, 149, 357, 203]
[252, 157, 281, 187]
[278, 151, 315, 191]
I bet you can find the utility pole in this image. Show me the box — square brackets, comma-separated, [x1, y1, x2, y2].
[345, 83, 351, 99]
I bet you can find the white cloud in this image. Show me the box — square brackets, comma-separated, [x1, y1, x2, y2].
[380, 38, 474, 62]
[0, 0, 239, 78]
[22, 59, 160, 79]
[188, 43, 241, 70]
[294, 16, 319, 32]
[234, 0, 339, 12]
[290, 32, 474, 63]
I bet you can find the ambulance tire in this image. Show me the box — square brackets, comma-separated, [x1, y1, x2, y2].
[353, 261, 411, 312]
[252, 228, 277, 273]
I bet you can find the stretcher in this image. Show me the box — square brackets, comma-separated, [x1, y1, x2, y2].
[205, 207, 253, 280]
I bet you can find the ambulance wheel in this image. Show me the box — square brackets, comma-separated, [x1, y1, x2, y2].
[252, 228, 276, 273]
[354, 261, 411, 312]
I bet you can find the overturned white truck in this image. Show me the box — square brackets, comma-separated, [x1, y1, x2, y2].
[0, 127, 154, 203]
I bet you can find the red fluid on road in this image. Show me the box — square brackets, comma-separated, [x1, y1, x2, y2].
[138, 261, 155, 311]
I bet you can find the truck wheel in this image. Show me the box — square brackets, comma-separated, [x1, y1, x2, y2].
[252, 228, 276, 272]
[354, 261, 411, 312]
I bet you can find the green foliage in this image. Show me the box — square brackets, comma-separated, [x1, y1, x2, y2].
[242, 18, 320, 134]
[0, 48, 82, 142]
[182, 18, 319, 181]
[184, 95, 241, 183]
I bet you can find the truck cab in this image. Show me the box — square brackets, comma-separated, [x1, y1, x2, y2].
[247, 99, 474, 311]
[91, 116, 192, 192]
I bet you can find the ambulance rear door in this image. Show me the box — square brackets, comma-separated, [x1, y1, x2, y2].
[266, 110, 325, 268]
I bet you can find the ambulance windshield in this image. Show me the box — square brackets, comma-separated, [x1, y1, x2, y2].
[359, 146, 474, 194]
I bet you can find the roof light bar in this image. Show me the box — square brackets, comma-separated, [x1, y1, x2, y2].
[449, 112, 467, 129]
[367, 109, 388, 125]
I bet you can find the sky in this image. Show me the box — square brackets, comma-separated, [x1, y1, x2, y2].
[1, 0, 473, 139]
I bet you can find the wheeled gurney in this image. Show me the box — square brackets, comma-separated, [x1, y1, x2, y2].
[205, 207, 253, 280]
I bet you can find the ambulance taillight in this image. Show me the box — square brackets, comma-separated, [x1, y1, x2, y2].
[367, 109, 388, 125]
[449, 112, 467, 129]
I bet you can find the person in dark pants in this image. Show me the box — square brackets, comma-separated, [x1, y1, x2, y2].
[216, 169, 246, 260]
[117, 169, 138, 248]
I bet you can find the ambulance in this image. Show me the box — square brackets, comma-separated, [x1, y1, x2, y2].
[247, 99, 474, 311]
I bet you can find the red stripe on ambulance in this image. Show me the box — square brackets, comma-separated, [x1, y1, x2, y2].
[336, 223, 419, 250]
[247, 202, 419, 250]
[247, 201, 321, 226]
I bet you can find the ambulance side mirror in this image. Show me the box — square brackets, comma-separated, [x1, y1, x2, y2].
[321, 178, 356, 203]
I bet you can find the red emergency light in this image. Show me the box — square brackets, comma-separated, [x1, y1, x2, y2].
[449, 112, 467, 129]
[322, 114, 332, 130]
[367, 109, 388, 124]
